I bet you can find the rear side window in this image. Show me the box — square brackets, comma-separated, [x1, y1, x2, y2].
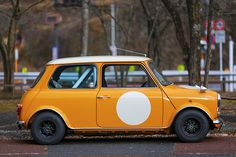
[31, 67, 46, 88]
[49, 64, 97, 89]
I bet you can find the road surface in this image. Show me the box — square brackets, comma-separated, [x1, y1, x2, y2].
[0, 135, 235, 157]
[0, 111, 236, 157]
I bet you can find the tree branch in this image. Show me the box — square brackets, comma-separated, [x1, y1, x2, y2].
[146, 11, 159, 48]
[10, 0, 15, 8]
[19, 0, 46, 16]
[105, 12, 129, 40]
[140, 0, 151, 18]
[204, 0, 214, 87]
[157, 19, 171, 37]
[160, 0, 189, 56]
[0, 32, 8, 58]
[92, 5, 129, 41]
[0, 10, 11, 17]
[93, 6, 112, 55]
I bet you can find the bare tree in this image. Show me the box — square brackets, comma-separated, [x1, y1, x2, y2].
[81, 0, 90, 56]
[0, 0, 45, 92]
[161, 0, 202, 85]
[140, 0, 159, 62]
[187, 0, 201, 85]
[91, 2, 129, 53]
[204, 0, 214, 87]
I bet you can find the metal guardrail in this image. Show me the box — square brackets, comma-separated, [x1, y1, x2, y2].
[0, 70, 236, 80]
[0, 72, 39, 80]
[0, 71, 236, 92]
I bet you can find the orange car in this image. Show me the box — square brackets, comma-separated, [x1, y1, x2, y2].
[17, 56, 222, 144]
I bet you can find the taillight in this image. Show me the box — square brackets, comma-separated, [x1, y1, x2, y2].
[217, 94, 221, 116]
[17, 104, 22, 116]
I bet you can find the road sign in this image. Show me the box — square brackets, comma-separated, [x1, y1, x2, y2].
[215, 30, 226, 43]
[215, 19, 225, 31]
[45, 12, 62, 25]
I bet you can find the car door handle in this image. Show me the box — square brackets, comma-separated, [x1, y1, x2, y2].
[97, 95, 111, 99]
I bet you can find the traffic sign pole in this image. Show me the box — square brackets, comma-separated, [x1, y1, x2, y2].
[229, 40, 234, 91]
[14, 48, 19, 73]
[219, 42, 223, 80]
[215, 19, 225, 81]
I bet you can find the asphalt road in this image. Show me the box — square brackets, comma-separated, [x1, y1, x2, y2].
[0, 135, 235, 157]
[0, 111, 236, 157]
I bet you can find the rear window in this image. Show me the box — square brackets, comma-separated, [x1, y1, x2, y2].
[31, 67, 46, 88]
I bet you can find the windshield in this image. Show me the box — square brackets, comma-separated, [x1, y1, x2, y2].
[148, 61, 172, 86]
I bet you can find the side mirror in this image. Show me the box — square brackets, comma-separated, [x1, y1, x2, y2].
[200, 85, 207, 93]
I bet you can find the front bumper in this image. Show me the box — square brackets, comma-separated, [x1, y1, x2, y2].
[213, 118, 224, 129]
[16, 121, 25, 129]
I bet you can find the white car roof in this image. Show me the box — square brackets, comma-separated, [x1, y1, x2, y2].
[47, 56, 151, 65]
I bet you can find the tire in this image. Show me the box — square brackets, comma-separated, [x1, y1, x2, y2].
[174, 110, 209, 142]
[31, 112, 65, 145]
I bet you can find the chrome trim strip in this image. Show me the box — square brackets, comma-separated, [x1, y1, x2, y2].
[16, 121, 25, 125]
[213, 119, 220, 124]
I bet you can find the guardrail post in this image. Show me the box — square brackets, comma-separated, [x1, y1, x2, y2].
[222, 77, 226, 92]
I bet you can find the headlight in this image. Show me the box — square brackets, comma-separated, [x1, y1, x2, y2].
[217, 94, 221, 115]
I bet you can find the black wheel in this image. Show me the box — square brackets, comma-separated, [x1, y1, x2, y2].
[174, 110, 209, 142]
[31, 112, 65, 145]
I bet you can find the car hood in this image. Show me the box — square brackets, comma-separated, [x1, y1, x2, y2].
[162, 84, 217, 101]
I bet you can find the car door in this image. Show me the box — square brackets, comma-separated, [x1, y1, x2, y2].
[97, 63, 163, 128]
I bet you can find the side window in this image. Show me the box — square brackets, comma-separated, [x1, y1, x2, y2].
[102, 64, 156, 88]
[49, 65, 97, 89]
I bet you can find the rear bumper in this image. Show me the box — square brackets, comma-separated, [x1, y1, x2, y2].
[16, 121, 25, 129]
[213, 118, 224, 129]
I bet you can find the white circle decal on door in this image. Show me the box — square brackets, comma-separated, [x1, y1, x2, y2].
[116, 91, 151, 126]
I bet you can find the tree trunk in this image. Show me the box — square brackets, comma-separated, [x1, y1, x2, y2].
[1, 0, 19, 92]
[187, 0, 201, 85]
[204, 0, 214, 87]
[160, 0, 191, 82]
[3, 58, 13, 92]
[140, 0, 162, 69]
[0, 32, 14, 93]
[147, 19, 155, 58]
[81, 0, 89, 56]
[0, 0, 43, 92]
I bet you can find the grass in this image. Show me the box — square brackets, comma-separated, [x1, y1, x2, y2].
[0, 91, 22, 112]
[0, 91, 23, 100]
[221, 99, 236, 115]
[0, 99, 18, 112]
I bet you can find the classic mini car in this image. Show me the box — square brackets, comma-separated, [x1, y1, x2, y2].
[17, 56, 222, 144]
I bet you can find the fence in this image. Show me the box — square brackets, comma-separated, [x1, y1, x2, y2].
[0, 71, 235, 92]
